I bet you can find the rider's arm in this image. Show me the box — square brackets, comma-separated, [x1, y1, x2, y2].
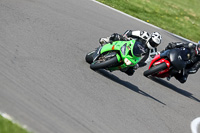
[123, 30, 141, 39]
[165, 42, 194, 50]
[165, 42, 184, 50]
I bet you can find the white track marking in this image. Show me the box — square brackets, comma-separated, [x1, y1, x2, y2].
[191, 117, 200, 133]
[0, 111, 28, 130]
[91, 0, 194, 43]
[0, 112, 13, 121]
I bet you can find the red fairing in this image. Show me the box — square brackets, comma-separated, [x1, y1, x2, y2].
[148, 54, 171, 78]
[152, 58, 171, 78]
[148, 54, 161, 69]
[155, 59, 170, 68]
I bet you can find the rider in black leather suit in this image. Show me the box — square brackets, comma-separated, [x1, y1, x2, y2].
[165, 42, 200, 83]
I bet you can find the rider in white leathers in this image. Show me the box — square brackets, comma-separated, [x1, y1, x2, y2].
[99, 30, 162, 75]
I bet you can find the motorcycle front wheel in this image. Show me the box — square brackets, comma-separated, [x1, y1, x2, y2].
[90, 56, 118, 70]
[85, 50, 95, 64]
[143, 63, 167, 77]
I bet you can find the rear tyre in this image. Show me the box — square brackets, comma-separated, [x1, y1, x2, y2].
[85, 50, 95, 64]
[90, 56, 118, 70]
[143, 63, 168, 77]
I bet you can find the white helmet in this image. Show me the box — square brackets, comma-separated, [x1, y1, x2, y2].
[147, 32, 162, 49]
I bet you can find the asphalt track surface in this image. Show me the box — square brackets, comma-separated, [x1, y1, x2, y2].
[0, 0, 200, 133]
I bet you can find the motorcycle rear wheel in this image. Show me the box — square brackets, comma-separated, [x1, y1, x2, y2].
[143, 63, 167, 77]
[90, 56, 118, 70]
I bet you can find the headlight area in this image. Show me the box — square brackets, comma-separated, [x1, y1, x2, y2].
[124, 58, 133, 65]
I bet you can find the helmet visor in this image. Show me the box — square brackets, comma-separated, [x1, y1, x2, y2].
[196, 45, 200, 55]
[198, 46, 200, 51]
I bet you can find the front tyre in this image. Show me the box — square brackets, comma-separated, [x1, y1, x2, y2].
[90, 56, 118, 70]
[85, 50, 95, 64]
[143, 63, 167, 77]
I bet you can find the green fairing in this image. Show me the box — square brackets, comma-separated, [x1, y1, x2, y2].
[100, 40, 141, 71]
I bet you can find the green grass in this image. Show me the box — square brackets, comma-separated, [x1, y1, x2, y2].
[97, 0, 200, 42]
[0, 115, 30, 133]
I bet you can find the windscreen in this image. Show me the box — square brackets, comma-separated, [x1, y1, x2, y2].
[132, 40, 146, 57]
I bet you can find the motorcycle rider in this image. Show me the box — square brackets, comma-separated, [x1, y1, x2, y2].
[99, 30, 162, 76]
[165, 41, 200, 83]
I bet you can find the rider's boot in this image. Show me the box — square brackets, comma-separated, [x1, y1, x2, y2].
[122, 67, 135, 76]
[174, 73, 188, 84]
[167, 69, 178, 81]
[125, 70, 135, 76]
[178, 77, 187, 84]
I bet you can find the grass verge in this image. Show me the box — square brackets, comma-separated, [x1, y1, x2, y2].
[97, 0, 200, 42]
[0, 115, 30, 133]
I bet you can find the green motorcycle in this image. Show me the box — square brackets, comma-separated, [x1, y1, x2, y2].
[85, 39, 145, 71]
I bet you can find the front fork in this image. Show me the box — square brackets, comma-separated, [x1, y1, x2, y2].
[145, 48, 160, 63]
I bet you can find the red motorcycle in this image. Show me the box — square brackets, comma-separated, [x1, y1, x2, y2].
[143, 48, 190, 79]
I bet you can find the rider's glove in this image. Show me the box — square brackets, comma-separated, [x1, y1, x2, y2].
[187, 68, 197, 74]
